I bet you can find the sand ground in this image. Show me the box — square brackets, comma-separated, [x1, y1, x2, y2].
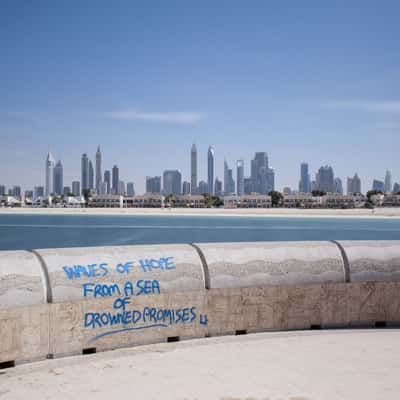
[1, 206, 400, 219]
[0, 329, 399, 400]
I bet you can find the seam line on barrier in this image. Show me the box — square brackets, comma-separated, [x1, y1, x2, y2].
[190, 244, 210, 290]
[28, 249, 53, 303]
[331, 241, 350, 283]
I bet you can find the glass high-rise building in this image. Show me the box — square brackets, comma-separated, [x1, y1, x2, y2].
[316, 165, 335, 193]
[95, 146, 102, 194]
[191, 143, 197, 195]
[251, 152, 268, 194]
[53, 160, 63, 195]
[112, 165, 119, 195]
[299, 163, 310, 193]
[182, 181, 191, 195]
[104, 170, 111, 194]
[214, 178, 222, 197]
[81, 153, 89, 194]
[72, 181, 80, 197]
[207, 146, 215, 195]
[127, 182, 135, 196]
[89, 161, 94, 190]
[347, 173, 361, 194]
[45, 151, 55, 196]
[385, 170, 392, 193]
[236, 160, 244, 196]
[163, 170, 182, 195]
[146, 176, 161, 194]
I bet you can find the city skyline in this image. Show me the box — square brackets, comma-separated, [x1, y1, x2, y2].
[0, 143, 399, 196]
[1, 3, 399, 193]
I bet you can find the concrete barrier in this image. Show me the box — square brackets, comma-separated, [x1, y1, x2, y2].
[0, 250, 49, 364]
[1, 240, 400, 367]
[194, 241, 346, 288]
[338, 240, 400, 282]
[35, 244, 206, 303]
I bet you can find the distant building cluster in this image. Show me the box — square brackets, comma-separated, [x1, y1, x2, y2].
[1, 143, 399, 208]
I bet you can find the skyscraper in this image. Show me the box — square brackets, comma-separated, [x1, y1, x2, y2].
[266, 168, 275, 193]
[393, 183, 400, 193]
[182, 181, 191, 195]
[223, 160, 235, 195]
[112, 165, 119, 195]
[385, 170, 392, 193]
[191, 143, 197, 195]
[45, 151, 55, 196]
[53, 160, 63, 195]
[89, 160, 94, 190]
[236, 160, 244, 196]
[347, 173, 361, 194]
[251, 152, 268, 194]
[372, 179, 385, 192]
[299, 163, 310, 193]
[214, 178, 222, 197]
[244, 177, 252, 195]
[316, 166, 335, 193]
[334, 177, 343, 195]
[72, 181, 80, 197]
[34, 186, 44, 199]
[127, 182, 135, 196]
[104, 170, 111, 194]
[146, 176, 161, 194]
[0, 185, 5, 196]
[95, 146, 102, 194]
[198, 180, 208, 194]
[81, 153, 89, 194]
[163, 170, 182, 195]
[207, 146, 215, 195]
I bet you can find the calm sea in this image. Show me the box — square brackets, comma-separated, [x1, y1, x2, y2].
[0, 213, 400, 251]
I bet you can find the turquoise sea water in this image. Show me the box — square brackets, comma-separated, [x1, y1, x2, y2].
[0, 213, 400, 250]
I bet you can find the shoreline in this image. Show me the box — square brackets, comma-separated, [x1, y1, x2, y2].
[1, 206, 400, 219]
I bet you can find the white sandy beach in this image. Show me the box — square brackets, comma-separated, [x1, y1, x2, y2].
[1, 329, 399, 400]
[1, 206, 400, 219]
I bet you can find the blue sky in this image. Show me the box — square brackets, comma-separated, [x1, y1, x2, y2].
[1, 1, 399, 193]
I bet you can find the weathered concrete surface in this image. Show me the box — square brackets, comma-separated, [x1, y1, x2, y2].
[0, 304, 49, 364]
[0, 250, 46, 308]
[50, 291, 208, 357]
[196, 241, 345, 289]
[339, 240, 400, 282]
[1, 329, 400, 400]
[36, 244, 206, 303]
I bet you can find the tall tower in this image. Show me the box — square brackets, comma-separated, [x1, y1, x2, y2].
[89, 161, 94, 190]
[191, 143, 197, 195]
[53, 160, 63, 195]
[385, 170, 392, 193]
[236, 160, 244, 196]
[207, 146, 215, 195]
[299, 163, 310, 193]
[95, 145, 102, 194]
[45, 151, 55, 196]
[81, 153, 89, 194]
[112, 165, 119, 194]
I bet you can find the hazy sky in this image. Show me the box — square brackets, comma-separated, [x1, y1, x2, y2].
[1, 1, 399, 193]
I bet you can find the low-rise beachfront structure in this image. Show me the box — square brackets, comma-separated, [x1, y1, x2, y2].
[321, 194, 366, 208]
[89, 194, 123, 208]
[283, 194, 322, 208]
[123, 194, 162, 208]
[382, 194, 400, 207]
[172, 195, 205, 208]
[224, 194, 272, 208]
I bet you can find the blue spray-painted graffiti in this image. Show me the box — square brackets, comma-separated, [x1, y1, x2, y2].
[60, 255, 208, 340]
[85, 306, 197, 329]
[82, 280, 161, 298]
[62, 257, 176, 280]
